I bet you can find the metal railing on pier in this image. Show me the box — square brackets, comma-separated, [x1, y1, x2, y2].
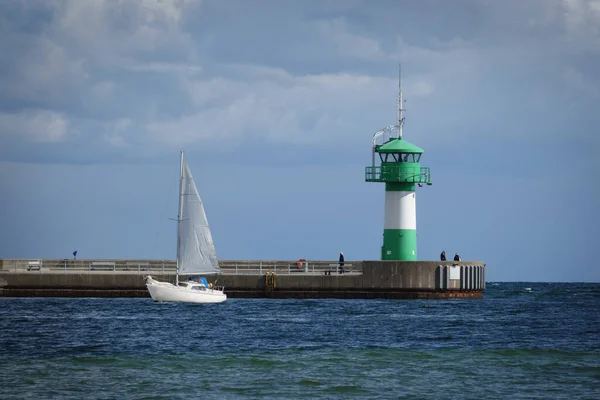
[221, 262, 358, 276]
[0, 259, 362, 276]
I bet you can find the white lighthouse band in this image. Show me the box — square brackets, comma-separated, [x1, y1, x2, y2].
[384, 190, 416, 230]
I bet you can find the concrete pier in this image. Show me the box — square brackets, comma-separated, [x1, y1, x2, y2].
[0, 259, 486, 299]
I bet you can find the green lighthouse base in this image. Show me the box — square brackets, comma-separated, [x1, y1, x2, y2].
[382, 229, 417, 260]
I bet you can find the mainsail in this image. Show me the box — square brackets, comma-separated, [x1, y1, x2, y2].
[177, 158, 220, 275]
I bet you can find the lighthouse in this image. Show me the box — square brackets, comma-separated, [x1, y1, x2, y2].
[365, 66, 431, 261]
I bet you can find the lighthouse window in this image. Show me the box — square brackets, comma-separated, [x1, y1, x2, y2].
[395, 153, 408, 162]
[400, 154, 421, 162]
[379, 153, 391, 162]
[378, 153, 421, 162]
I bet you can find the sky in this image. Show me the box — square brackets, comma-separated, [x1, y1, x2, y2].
[0, 0, 599, 282]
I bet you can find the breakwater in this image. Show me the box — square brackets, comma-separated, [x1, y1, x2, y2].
[0, 259, 486, 299]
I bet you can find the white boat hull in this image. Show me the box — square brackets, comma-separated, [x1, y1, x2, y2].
[145, 276, 227, 303]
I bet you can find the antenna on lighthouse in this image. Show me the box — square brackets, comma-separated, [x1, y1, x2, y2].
[397, 62, 405, 139]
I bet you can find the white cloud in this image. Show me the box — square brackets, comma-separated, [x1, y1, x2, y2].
[0, 36, 89, 106]
[104, 118, 132, 148]
[126, 62, 203, 74]
[563, 67, 600, 98]
[0, 0, 201, 120]
[0, 110, 70, 143]
[411, 80, 435, 97]
[51, 0, 199, 66]
[146, 71, 401, 148]
[563, 0, 600, 37]
[316, 17, 390, 61]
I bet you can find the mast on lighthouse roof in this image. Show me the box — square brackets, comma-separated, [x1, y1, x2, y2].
[397, 63, 405, 139]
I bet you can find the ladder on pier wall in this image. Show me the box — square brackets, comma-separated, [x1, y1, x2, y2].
[265, 272, 276, 293]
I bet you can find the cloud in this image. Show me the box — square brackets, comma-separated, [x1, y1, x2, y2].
[0, 35, 89, 109]
[315, 17, 390, 61]
[50, 0, 199, 67]
[0, 0, 200, 110]
[125, 62, 203, 75]
[0, 0, 599, 165]
[103, 118, 132, 148]
[0, 109, 70, 143]
[563, 66, 600, 98]
[563, 0, 600, 44]
[146, 71, 401, 149]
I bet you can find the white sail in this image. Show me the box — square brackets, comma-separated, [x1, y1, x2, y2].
[177, 159, 220, 275]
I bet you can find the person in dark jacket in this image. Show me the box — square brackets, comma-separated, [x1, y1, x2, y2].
[339, 252, 345, 274]
[440, 250, 446, 261]
[453, 253, 461, 262]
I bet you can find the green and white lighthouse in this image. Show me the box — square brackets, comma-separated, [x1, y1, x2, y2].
[365, 67, 431, 261]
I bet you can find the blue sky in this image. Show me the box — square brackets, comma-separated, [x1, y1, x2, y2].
[0, 0, 598, 282]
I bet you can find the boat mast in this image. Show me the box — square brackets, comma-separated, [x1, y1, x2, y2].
[175, 149, 185, 286]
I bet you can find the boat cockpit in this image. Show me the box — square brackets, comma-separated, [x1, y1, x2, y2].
[178, 281, 209, 291]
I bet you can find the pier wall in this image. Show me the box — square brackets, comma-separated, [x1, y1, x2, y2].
[0, 259, 486, 299]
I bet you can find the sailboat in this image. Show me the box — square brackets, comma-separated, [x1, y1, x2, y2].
[145, 150, 227, 303]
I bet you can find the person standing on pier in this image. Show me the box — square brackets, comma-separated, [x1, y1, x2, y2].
[440, 250, 446, 261]
[339, 252, 345, 274]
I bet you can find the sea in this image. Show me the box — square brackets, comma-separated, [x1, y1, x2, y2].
[1, 282, 599, 400]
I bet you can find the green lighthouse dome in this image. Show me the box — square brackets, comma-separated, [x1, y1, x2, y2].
[376, 137, 424, 154]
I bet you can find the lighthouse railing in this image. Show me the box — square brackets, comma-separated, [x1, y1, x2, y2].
[365, 166, 430, 183]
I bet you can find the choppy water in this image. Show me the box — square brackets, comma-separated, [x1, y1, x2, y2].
[1, 282, 599, 399]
